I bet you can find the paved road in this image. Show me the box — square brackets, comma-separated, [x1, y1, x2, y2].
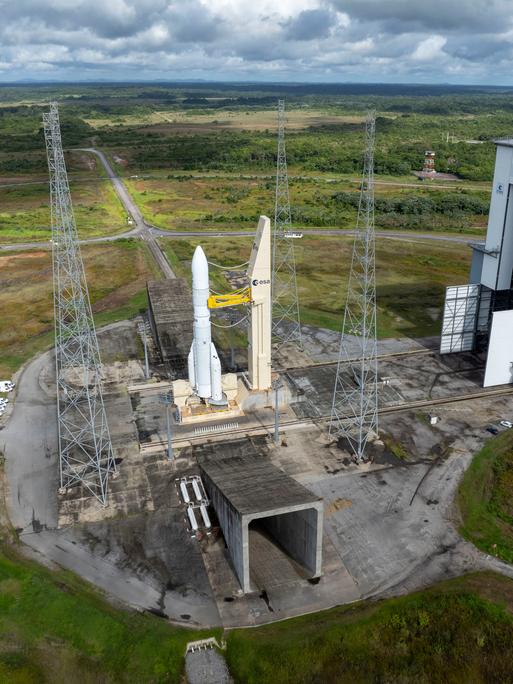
[77, 148, 175, 279]
[1, 227, 478, 254]
[1, 146, 482, 256]
[150, 226, 476, 245]
[1, 351, 58, 533]
[0, 169, 490, 193]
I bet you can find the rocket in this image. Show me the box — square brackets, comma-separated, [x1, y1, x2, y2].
[188, 246, 226, 405]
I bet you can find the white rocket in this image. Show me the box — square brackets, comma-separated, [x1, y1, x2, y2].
[188, 246, 226, 405]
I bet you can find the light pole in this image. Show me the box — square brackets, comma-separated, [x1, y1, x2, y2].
[138, 321, 150, 380]
[273, 378, 282, 446]
[159, 391, 174, 461]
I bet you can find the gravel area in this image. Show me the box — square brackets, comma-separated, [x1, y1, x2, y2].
[185, 649, 233, 684]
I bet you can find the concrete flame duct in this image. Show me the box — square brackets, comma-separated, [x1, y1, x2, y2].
[196, 440, 323, 593]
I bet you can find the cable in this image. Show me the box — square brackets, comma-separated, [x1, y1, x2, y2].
[209, 285, 250, 296]
[207, 260, 249, 270]
[211, 316, 248, 329]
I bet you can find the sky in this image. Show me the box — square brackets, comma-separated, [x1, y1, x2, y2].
[1, 0, 513, 84]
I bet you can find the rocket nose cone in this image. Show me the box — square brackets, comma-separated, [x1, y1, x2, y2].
[192, 245, 207, 266]
[192, 245, 209, 288]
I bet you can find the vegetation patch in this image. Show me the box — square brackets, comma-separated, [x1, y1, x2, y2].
[159, 234, 471, 339]
[226, 572, 513, 684]
[459, 429, 513, 563]
[0, 545, 217, 683]
[124, 174, 489, 235]
[0, 240, 160, 376]
[0, 152, 127, 244]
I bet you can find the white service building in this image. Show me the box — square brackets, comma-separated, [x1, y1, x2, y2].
[441, 139, 513, 386]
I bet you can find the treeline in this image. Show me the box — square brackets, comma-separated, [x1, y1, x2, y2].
[126, 128, 496, 180]
[0, 156, 46, 173]
[201, 187, 489, 230]
[332, 191, 489, 216]
[0, 112, 93, 152]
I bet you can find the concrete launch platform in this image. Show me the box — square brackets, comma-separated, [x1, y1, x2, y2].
[6, 320, 513, 631]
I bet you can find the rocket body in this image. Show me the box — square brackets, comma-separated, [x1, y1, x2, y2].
[189, 246, 226, 404]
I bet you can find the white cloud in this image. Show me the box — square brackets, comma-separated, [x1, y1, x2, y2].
[412, 35, 447, 61]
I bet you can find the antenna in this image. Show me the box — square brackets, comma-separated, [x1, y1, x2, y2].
[43, 103, 116, 505]
[271, 99, 302, 350]
[330, 112, 379, 462]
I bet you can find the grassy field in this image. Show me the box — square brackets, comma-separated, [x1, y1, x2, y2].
[1, 539, 512, 684]
[0, 544, 218, 683]
[458, 430, 513, 564]
[0, 151, 128, 244]
[0, 240, 160, 376]
[125, 173, 489, 235]
[84, 108, 366, 131]
[160, 234, 471, 338]
[226, 572, 513, 684]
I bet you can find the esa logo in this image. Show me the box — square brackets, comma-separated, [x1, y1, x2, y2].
[252, 279, 271, 286]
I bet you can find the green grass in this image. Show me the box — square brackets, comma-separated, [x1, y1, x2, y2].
[226, 572, 513, 684]
[0, 545, 217, 683]
[0, 151, 128, 245]
[159, 234, 471, 339]
[0, 240, 160, 376]
[458, 430, 513, 563]
[124, 173, 489, 236]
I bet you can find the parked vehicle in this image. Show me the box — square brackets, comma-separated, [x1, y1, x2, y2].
[486, 425, 499, 435]
[0, 381, 14, 392]
[500, 420, 513, 429]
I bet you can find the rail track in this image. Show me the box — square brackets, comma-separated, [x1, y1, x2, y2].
[276, 345, 436, 373]
[140, 383, 513, 451]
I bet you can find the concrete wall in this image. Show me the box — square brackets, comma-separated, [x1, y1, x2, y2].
[201, 470, 244, 588]
[201, 466, 323, 594]
[254, 505, 323, 578]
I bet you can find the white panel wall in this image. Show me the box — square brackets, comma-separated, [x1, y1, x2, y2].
[483, 309, 513, 387]
[440, 284, 479, 353]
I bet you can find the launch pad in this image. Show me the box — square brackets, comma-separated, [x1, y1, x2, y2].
[8, 322, 509, 629]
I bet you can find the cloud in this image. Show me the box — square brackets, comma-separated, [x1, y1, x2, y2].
[330, 0, 511, 33]
[412, 35, 447, 61]
[285, 9, 336, 40]
[0, 0, 513, 83]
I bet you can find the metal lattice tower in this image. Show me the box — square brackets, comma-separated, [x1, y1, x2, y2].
[330, 112, 378, 462]
[43, 103, 116, 505]
[271, 99, 302, 349]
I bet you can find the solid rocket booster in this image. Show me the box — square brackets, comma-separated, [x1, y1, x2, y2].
[188, 245, 225, 404]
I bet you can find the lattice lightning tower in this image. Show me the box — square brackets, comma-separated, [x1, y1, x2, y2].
[329, 112, 378, 462]
[43, 103, 116, 505]
[271, 99, 302, 349]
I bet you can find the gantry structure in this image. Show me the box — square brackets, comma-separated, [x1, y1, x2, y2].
[271, 99, 302, 350]
[43, 103, 116, 505]
[330, 112, 379, 462]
